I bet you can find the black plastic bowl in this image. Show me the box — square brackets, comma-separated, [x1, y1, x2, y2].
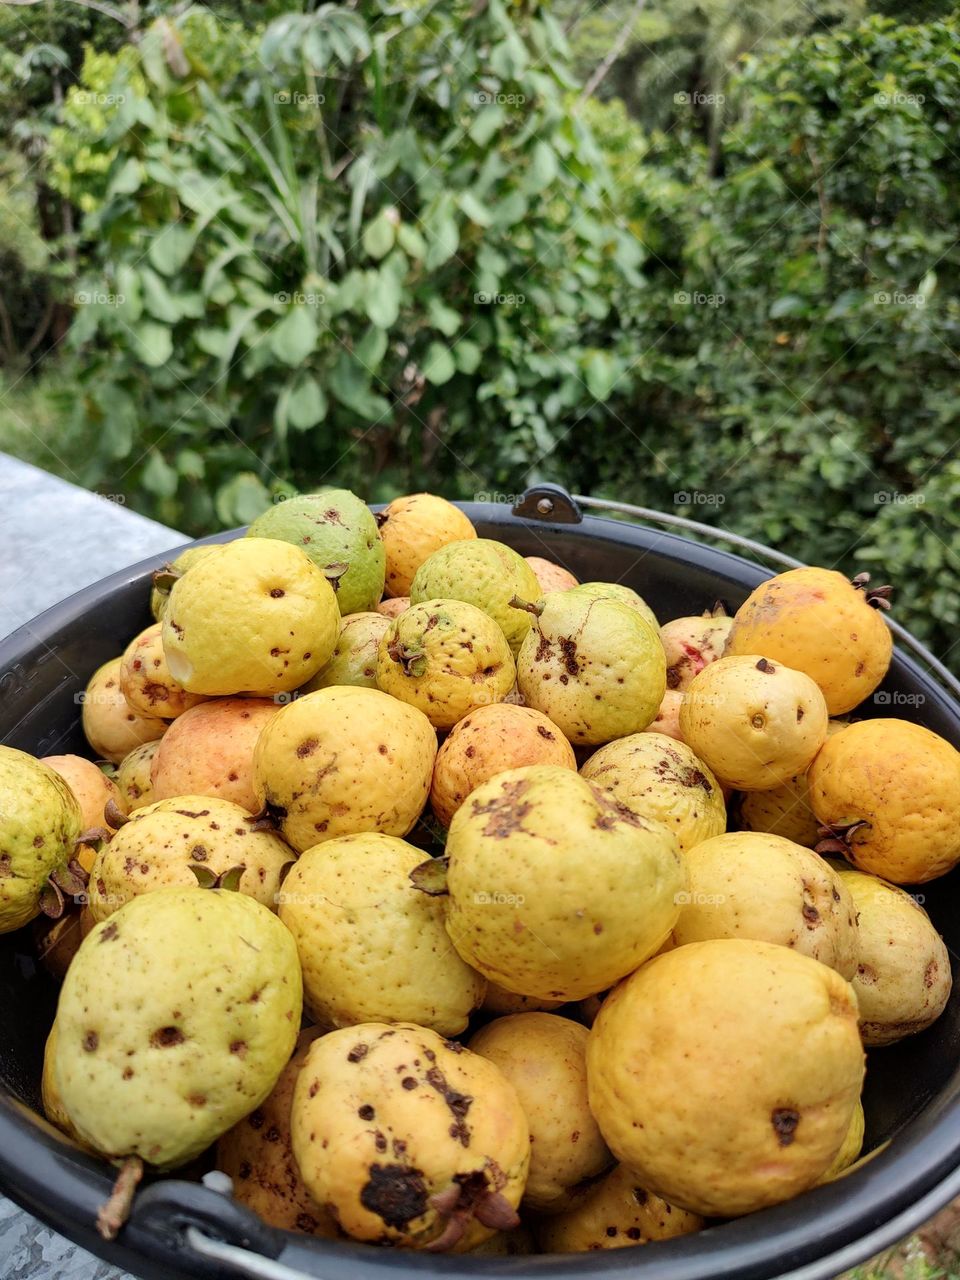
[2, 496, 960, 1280]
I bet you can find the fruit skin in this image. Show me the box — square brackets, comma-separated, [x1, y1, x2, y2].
[525, 557, 578, 593]
[376, 597, 409, 618]
[88, 796, 294, 922]
[120, 622, 207, 719]
[82, 657, 167, 764]
[43, 1022, 88, 1147]
[115, 741, 160, 812]
[672, 832, 859, 979]
[644, 689, 684, 742]
[162, 538, 339, 696]
[567, 581, 658, 633]
[481, 981, 564, 1015]
[290, 1023, 529, 1250]
[516, 593, 666, 746]
[301, 612, 390, 692]
[279, 833, 484, 1034]
[253, 687, 437, 852]
[817, 1099, 864, 1184]
[150, 697, 278, 815]
[660, 612, 734, 691]
[217, 1028, 339, 1237]
[586, 938, 865, 1218]
[809, 719, 960, 884]
[739, 717, 848, 846]
[838, 869, 951, 1045]
[680, 654, 828, 791]
[725, 567, 893, 714]
[0, 747, 83, 933]
[42, 754, 127, 830]
[53, 887, 302, 1168]
[468, 1013, 611, 1213]
[535, 1164, 704, 1253]
[410, 539, 541, 655]
[445, 765, 685, 1001]
[150, 545, 220, 621]
[377, 600, 516, 731]
[247, 490, 385, 615]
[430, 704, 575, 828]
[581, 732, 725, 854]
[378, 493, 478, 598]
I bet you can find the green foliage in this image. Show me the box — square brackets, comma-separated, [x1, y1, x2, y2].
[48, 1, 638, 532]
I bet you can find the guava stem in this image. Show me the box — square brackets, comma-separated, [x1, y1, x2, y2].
[104, 799, 129, 829]
[508, 595, 544, 617]
[97, 1156, 144, 1240]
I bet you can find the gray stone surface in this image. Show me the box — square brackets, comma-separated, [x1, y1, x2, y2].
[0, 453, 185, 1279]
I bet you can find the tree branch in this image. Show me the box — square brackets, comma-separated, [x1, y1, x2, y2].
[578, 0, 647, 104]
[1, 0, 136, 28]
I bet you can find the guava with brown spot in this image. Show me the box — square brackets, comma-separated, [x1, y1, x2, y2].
[586, 938, 864, 1217]
[81, 657, 167, 765]
[377, 597, 410, 619]
[525, 557, 578, 594]
[301, 612, 391, 692]
[290, 1023, 529, 1250]
[0, 746, 83, 934]
[671, 832, 859, 979]
[377, 494, 478, 598]
[515, 593, 666, 746]
[279, 833, 485, 1034]
[680, 655, 828, 791]
[115, 740, 161, 813]
[430, 704, 576, 828]
[725, 567, 893, 715]
[150, 697, 278, 815]
[53, 886, 302, 1169]
[481, 980, 564, 1016]
[809, 718, 960, 884]
[217, 1028, 339, 1237]
[838, 868, 951, 1045]
[376, 600, 516, 730]
[150, 545, 222, 621]
[468, 1013, 612, 1213]
[660, 609, 733, 691]
[252, 687, 437, 852]
[580, 732, 725, 854]
[120, 622, 207, 720]
[535, 1163, 704, 1253]
[444, 765, 685, 1001]
[87, 795, 293, 921]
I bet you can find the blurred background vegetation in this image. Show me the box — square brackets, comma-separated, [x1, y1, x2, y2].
[0, 0, 958, 656]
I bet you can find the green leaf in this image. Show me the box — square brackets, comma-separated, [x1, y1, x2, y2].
[422, 342, 455, 386]
[525, 140, 558, 193]
[427, 297, 460, 337]
[270, 306, 319, 365]
[142, 451, 178, 498]
[215, 472, 274, 526]
[362, 209, 397, 260]
[140, 267, 182, 325]
[328, 352, 390, 420]
[457, 191, 493, 227]
[287, 374, 328, 430]
[107, 158, 141, 198]
[355, 325, 388, 370]
[132, 322, 172, 368]
[396, 223, 427, 259]
[364, 268, 402, 328]
[582, 350, 619, 401]
[454, 340, 482, 374]
[148, 225, 195, 276]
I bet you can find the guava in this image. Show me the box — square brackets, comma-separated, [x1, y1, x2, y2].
[290, 1023, 529, 1250]
[410, 539, 541, 654]
[150, 545, 221, 622]
[443, 765, 685, 1001]
[279, 833, 484, 1033]
[120, 622, 206, 719]
[535, 1164, 703, 1253]
[43, 754, 126, 831]
[515, 592, 666, 745]
[430, 704, 575, 827]
[468, 1013, 611, 1213]
[301, 612, 390, 692]
[376, 599, 516, 730]
[525, 557, 578, 594]
[725, 567, 893, 714]
[377, 493, 477, 598]
[247, 489, 385, 615]
[0, 746, 83, 933]
[162, 537, 339, 696]
[738, 717, 848, 846]
[376, 597, 410, 618]
[586, 938, 864, 1217]
[115, 741, 160, 812]
[81, 657, 167, 764]
[660, 608, 733, 690]
[566, 581, 658, 633]
[252, 686, 437, 851]
[809, 718, 960, 883]
[680, 655, 828, 790]
[53, 886, 302, 1169]
[580, 732, 725, 854]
